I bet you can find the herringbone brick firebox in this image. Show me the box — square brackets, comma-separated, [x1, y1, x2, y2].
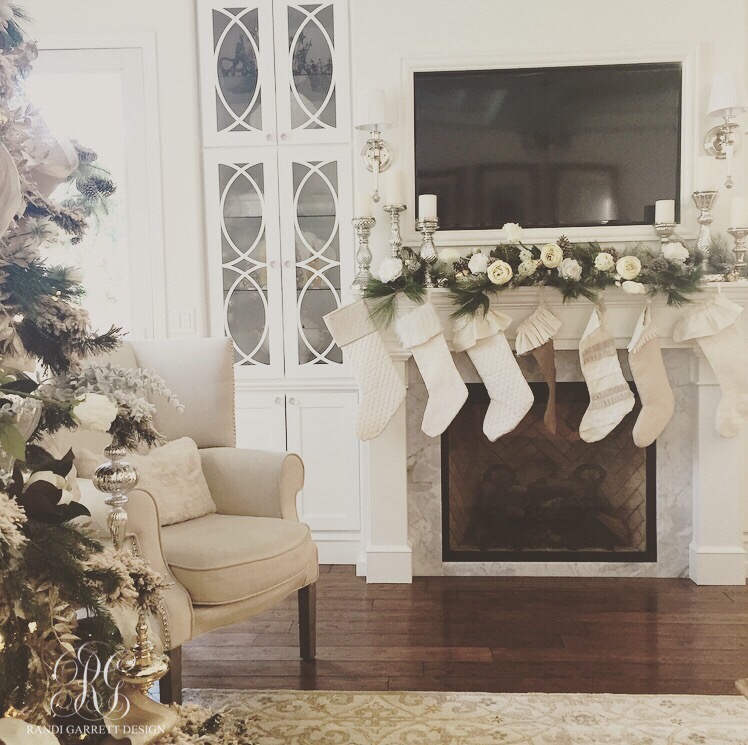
[442, 383, 656, 562]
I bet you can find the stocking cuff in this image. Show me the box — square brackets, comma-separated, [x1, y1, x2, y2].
[324, 299, 375, 346]
[395, 301, 442, 348]
[673, 294, 743, 342]
[628, 305, 658, 354]
[452, 309, 512, 352]
[515, 306, 562, 356]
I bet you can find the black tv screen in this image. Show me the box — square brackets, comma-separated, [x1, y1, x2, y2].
[413, 63, 682, 231]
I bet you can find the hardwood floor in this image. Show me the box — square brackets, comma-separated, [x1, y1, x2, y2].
[183, 566, 748, 694]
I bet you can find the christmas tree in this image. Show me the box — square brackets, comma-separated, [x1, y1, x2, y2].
[0, 4, 178, 737]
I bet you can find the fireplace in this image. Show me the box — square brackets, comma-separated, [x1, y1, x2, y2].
[441, 382, 656, 562]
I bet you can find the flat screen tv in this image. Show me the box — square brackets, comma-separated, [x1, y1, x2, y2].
[413, 63, 682, 231]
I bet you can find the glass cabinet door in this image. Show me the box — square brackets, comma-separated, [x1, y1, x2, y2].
[273, 0, 350, 144]
[205, 150, 285, 378]
[278, 147, 353, 377]
[198, 0, 277, 146]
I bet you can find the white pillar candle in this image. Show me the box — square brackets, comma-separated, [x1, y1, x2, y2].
[694, 156, 716, 192]
[383, 169, 405, 205]
[355, 192, 372, 218]
[654, 199, 675, 224]
[418, 193, 437, 220]
[730, 196, 748, 226]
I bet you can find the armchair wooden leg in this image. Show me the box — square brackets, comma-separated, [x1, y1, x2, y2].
[160, 646, 182, 705]
[298, 583, 316, 661]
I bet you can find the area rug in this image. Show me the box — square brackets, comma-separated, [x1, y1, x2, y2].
[168, 689, 748, 744]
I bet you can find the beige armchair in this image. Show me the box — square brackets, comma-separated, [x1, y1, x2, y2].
[67, 338, 319, 704]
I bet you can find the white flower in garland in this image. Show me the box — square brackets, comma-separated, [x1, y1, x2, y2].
[438, 248, 460, 264]
[72, 392, 118, 432]
[0, 491, 27, 554]
[502, 223, 524, 243]
[519, 247, 534, 263]
[517, 259, 539, 279]
[662, 241, 689, 263]
[487, 259, 513, 285]
[594, 252, 615, 272]
[468, 252, 489, 275]
[377, 257, 403, 283]
[622, 280, 646, 294]
[558, 257, 582, 280]
[616, 255, 642, 280]
[540, 243, 563, 268]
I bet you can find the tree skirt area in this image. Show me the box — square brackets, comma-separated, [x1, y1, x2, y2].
[150, 689, 748, 744]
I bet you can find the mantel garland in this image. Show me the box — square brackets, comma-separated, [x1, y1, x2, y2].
[364, 226, 716, 325]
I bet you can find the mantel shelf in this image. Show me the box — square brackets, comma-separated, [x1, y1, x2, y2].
[354, 282, 748, 353]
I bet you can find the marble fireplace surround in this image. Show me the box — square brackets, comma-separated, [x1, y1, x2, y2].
[359, 284, 748, 585]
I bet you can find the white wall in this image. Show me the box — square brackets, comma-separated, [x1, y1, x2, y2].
[24, 0, 208, 337]
[350, 0, 748, 260]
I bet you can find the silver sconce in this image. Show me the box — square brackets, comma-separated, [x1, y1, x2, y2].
[704, 72, 747, 189]
[355, 88, 392, 203]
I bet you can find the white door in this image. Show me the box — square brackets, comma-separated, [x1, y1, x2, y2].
[286, 390, 360, 530]
[204, 149, 285, 379]
[277, 146, 353, 378]
[198, 0, 277, 147]
[235, 391, 287, 451]
[273, 0, 351, 145]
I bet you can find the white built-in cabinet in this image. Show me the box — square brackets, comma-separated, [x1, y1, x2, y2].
[198, 0, 361, 561]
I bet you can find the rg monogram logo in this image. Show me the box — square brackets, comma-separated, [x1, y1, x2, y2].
[49, 642, 130, 722]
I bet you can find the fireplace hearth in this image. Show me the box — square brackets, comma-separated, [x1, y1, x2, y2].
[442, 383, 656, 562]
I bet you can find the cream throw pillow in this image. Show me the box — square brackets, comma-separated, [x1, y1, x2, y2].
[75, 437, 217, 527]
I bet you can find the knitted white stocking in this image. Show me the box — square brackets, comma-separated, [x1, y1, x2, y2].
[628, 304, 674, 448]
[453, 310, 533, 441]
[324, 300, 406, 441]
[674, 294, 748, 438]
[579, 305, 635, 443]
[396, 301, 467, 437]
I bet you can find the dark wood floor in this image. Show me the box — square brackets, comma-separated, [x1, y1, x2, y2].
[183, 566, 748, 694]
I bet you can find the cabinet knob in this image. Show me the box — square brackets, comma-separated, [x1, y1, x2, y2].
[289, 397, 297, 406]
[269, 260, 278, 269]
[283, 260, 292, 268]
[266, 133, 274, 142]
[274, 396, 282, 405]
[280, 132, 289, 141]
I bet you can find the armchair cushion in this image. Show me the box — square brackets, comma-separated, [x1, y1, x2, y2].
[76, 438, 216, 526]
[160, 513, 316, 606]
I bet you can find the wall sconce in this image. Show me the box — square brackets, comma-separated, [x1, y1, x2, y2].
[355, 88, 392, 202]
[704, 72, 747, 189]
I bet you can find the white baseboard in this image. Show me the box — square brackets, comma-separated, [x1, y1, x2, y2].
[689, 543, 747, 585]
[364, 545, 413, 583]
[311, 532, 362, 565]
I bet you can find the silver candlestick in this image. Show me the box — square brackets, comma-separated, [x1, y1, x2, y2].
[351, 217, 376, 289]
[692, 191, 719, 252]
[727, 226, 748, 280]
[383, 203, 406, 258]
[416, 217, 439, 287]
[654, 222, 676, 246]
[93, 444, 138, 551]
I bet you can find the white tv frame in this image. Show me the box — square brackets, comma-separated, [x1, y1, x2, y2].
[400, 44, 700, 247]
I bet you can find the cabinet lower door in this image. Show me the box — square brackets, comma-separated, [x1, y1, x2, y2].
[285, 391, 360, 531]
[235, 391, 287, 451]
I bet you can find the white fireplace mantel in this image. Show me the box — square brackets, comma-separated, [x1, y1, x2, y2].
[358, 283, 748, 585]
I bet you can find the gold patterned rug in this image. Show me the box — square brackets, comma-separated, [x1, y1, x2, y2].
[167, 689, 748, 744]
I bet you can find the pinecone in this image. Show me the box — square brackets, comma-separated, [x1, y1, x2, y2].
[602, 247, 619, 262]
[76, 176, 116, 199]
[650, 255, 669, 273]
[74, 142, 98, 164]
[558, 235, 574, 259]
[453, 258, 470, 277]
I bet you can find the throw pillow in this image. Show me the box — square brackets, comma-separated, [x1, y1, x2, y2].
[74, 437, 217, 526]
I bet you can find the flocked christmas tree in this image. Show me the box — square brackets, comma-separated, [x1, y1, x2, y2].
[0, 3, 178, 737]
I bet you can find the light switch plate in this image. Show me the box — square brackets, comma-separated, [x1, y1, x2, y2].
[169, 309, 196, 336]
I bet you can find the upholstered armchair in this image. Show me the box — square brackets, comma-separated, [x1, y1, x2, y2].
[67, 338, 319, 704]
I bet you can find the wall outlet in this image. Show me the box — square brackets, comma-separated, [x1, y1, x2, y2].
[169, 308, 197, 336]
